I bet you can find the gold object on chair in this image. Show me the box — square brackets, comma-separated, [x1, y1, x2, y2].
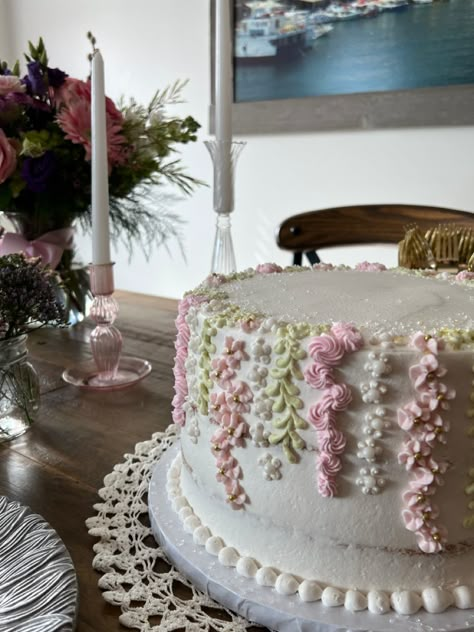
[424, 224, 474, 271]
[398, 225, 435, 270]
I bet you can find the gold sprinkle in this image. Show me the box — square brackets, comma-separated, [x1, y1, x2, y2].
[422, 511, 431, 521]
[225, 348, 232, 355]
[424, 335, 432, 341]
[414, 453, 423, 461]
[437, 394, 445, 401]
[227, 428, 235, 436]
[426, 372, 436, 382]
[213, 444, 221, 452]
[435, 427, 443, 435]
[219, 468, 225, 475]
[212, 404, 220, 411]
[432, 532, 441, 542]
[413, 417, 422, 425]
[233, 395, 240, 403]
[416, 493, 426, 503]
[227, 494, 236, 502]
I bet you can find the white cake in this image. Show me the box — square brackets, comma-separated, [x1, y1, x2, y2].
[168, 263, 474, 616]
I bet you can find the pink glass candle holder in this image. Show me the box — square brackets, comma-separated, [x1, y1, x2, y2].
[62, 263, 151, 390]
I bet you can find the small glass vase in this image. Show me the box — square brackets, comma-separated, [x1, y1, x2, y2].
[204, 140, 246, 275]
[0, 335, 40, 443]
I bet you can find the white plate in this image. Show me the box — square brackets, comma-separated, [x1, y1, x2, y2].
[0, 496, 78, 631]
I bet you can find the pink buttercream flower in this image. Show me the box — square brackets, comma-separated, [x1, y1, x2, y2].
[423, 457, 450, 485]
[216, 454, 241, 483]
[240, 316, 261, 333]
[409, 354, 447, 391]
[304, 362, 334, 389]
[308, 405, 335, 431]
[308, 333, 345, 365]
[420, 414, 449, 445]
[312, 263, 335, 271]
[0, 75, 25, 95]
[318, 451, 342, 476]
[211, 427, 235, 452]
[327, 383, 352, 411]
[355, 261, 387, 272]
[410, 332, 441, 355]
[204, 273, 226, 287]
[397, 401, 432, 432]
[403, 488, 436, 509]
[319, 428, 346, 455]
[0, 129, 17, 184]
[225, 480, 246, 509]
[318, 478, 338, 498]
[225, 381, 253, 413]
[55, 78, 127, 167]
[210, 357, 235, 389]
[255, 262, 283, 274]
[455, 270, 474, 282]
[419, 382, 455, 411]
[331, 322, 363, 352]
[398, 439, 431, 470]
[209, 391, 229, 424]
[222, 337, 249, 368]
[415, 525, 447, 553]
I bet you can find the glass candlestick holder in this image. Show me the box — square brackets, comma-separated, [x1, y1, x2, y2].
[204, 140, 246, 275]
[62, 263, 151, 390]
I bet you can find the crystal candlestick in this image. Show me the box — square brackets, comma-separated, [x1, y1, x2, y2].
[205, 140, 246, 275]
[62, 263, 151, 390]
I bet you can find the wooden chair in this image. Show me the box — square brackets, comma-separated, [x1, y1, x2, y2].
[277, 204, 474, 265]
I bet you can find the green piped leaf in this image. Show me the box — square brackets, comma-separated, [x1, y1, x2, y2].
[289, 431, 306, 449]
[273, 394, 286, 413]
[265, 381, 280, 398]
[269, 428, 289, 444]
[463, 515, 474, 529]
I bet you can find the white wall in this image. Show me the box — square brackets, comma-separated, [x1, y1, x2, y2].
[2, 0, 474, 298]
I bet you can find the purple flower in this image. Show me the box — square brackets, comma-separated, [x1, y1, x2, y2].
[47, 67, 67, 88]
[24, 61, 46, 96]
[21, 151, 56, 192]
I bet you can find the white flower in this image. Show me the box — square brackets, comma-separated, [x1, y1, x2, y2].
[250, 422, 270, 447]
[254, 393, 273, 421]
[251, 337, 272, 365]
[258, 453, 282, 480]
[247, 364, 268, 390]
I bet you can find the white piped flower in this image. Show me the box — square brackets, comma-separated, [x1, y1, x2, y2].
[258, 452, 282, 480]
[247, 364, 268, 390]
[250, 421, 270, 447]
[251, 337, 272, 365]
[254, 392, 273, 421]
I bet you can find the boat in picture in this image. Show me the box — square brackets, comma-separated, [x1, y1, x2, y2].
[235, 3, 315, 60]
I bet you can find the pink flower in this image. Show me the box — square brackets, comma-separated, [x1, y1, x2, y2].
[0, 75, 25, 95]
[210, 357, 235, 389]
[225, 480, 246, 509]
[318, 451, 342, 476]
[331, 322, 363, 352]
[209, 391, 229, 424]
[308, 406, 335, 431]
[222, 337, 249, 368]
[304, 362, 334, 389]
[216, 455, 241, 483]
[312, 263, 335, 271]
[419, 382, 455, 411]
[410, 332, 440, 355]
[255, 262, 283, 274]
[355, 261, 387, 272]
[415, 525, 447, 553]
[308, 333, 345, 365]
[240, 316, 261, 333]
[398, 439, 431, 470]
[327, 383, 352, 411]
[226, 381, 253, 413]
[409, 354, 447, 391]
[397, 401, 431, 432]
[455, 270, 474, 282]
[319, 428, 346, 455]
[0, 129, 17, 184]
[204, 273, 226, 287]
[55, 78, 127, 167]
[318, 477, 338, 498]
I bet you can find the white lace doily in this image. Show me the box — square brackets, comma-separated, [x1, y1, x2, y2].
[86, 424, 262, 631]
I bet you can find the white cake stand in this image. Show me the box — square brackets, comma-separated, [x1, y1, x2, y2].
[149, 444, 474, 632]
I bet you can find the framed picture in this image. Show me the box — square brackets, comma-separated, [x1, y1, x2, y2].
[210, 0, 474, 133]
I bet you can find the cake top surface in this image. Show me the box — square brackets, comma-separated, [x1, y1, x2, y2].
[222, 268, 474, 336]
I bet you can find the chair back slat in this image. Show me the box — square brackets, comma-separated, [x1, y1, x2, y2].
[278, 205, 474, 253]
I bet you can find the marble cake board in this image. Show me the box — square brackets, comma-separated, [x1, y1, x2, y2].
[149, 443, 474, 632]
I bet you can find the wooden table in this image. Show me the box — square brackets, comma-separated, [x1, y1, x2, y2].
[0, 291, 179, 632]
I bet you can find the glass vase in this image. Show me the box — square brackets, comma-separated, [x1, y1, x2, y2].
[0, 335, 40, 443]
[204, 140, 246, 275]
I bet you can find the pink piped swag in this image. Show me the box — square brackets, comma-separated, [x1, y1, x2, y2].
[171, 295, 207, 426]
[397, 332, 455, 553]
[209, 336, 252, 509]
[305, 323, 364, 498]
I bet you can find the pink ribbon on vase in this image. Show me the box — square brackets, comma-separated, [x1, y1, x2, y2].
[0, 228, 75, 269]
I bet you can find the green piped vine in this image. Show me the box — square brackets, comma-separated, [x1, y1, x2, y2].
[265, 322, 328, 464]
[463, 365, 474, 529]
[435, 328, 474, 350]
[197, 318, 217, 414]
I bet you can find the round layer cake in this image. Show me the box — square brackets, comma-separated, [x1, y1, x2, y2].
[169, 264, 474, 616]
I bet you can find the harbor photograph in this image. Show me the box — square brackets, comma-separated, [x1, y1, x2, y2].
[233, 0, 474, 101]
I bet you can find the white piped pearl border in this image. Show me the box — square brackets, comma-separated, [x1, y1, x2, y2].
[166, 454, 474, 615]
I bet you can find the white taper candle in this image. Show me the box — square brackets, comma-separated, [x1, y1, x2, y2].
[91, 49, 111, 265]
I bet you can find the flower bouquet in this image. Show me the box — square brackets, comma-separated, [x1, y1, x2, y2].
[0, 36, 201, 322]
[0, 253, 65, 441]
